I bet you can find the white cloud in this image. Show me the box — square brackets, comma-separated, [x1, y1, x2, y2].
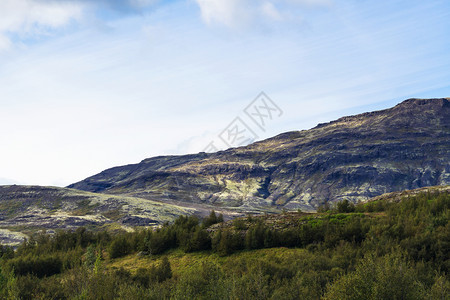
[195, 0, 331, 28]
[0, 0, 84, 50]
[195, 0, 251, 28]
[260, 1, 282, 21]
[0, 34, 11, 50]
[0, 0, 163, 50]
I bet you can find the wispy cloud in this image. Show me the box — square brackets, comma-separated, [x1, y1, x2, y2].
[0, 0, 162, 50]
[0, 0, 330, 51]
[195, 0, 331, 28]
[0, 0, 85, 50]
[76, 0, 161, 12]
[195, 0, 251, 28]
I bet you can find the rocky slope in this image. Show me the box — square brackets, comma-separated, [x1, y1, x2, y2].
[69, 98, 450, 212]
[0, 185, 197, 245]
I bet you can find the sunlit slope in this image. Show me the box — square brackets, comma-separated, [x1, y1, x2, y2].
[0, 185, 194, 245]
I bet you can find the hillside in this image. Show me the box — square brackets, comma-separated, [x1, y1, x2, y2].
[69, 98, 450, 212]
[0, 185, 197, 245]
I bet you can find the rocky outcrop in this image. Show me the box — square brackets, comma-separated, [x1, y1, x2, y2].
[0, 185, 198, 244]
[69, 98, 450, 212]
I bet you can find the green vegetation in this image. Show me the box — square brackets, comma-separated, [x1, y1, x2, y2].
[0, 193, 448, 299]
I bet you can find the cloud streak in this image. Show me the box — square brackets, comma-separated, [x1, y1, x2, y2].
[0, 0, 162, 50]
[195, 0, 331, 28]
[0, 0, 331, 50]
[0, 0, 85, 50]
[75, 0, 160, 12]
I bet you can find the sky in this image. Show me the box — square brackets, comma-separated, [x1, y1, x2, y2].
[1, 0, 449, 187]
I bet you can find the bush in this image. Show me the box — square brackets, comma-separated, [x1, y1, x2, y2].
[212, 229, 244, 256]
[109, 236, 131, 259]
[203, 210, 223, 228]
[324, 252, 426, 300]
[6, 255, 63, 278]
[336, 199, 355, 213]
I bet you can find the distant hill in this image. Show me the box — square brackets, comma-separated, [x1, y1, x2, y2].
[0, 185, 195, 245]
[69, 98, 450, 212]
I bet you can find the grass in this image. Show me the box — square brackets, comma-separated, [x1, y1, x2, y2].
[70, 199, 100, 216]
[326, 213, 365, 224]
[0, 200, 23, 217]
[102, 209, 125, 221]
[107, 247, 309, 277]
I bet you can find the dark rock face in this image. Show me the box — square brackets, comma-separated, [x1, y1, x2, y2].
[69, 98, 450, 211]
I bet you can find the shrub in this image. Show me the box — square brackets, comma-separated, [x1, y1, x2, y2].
[336, 199, 355, 213]
[6, 255, 62, 278]
[203, 210, 223, 228]
[109, 237, 131, 259]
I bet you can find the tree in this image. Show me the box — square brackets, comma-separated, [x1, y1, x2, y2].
[147, 256, 172, 283]
[157, 256, 172, 282]
[84, 245, 97, 269]
[203, 210, 218, 228]
[245, 221, 267, 250]
[336, 199, 355, 213]
[317, 202, 330, 213]
[109, 236, 131, 259]
[212, 229, 240, 256]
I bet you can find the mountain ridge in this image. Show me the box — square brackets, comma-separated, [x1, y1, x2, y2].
[68, 98, 450, 212]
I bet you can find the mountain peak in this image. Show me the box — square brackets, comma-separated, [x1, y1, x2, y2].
[395, 97, 450, 109]
[315, 97, 450, 130]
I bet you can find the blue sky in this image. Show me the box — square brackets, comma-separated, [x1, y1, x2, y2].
[1, 0, 449, 186]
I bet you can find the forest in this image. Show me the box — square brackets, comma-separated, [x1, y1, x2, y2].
[0, 191, 448, 299]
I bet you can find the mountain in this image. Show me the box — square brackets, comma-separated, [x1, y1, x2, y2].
[69, 98, 450, 212]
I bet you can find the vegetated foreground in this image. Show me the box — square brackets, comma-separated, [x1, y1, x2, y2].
[0, 189, 448, 299]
